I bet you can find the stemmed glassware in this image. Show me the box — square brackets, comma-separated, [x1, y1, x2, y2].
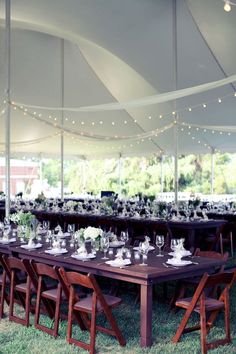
[138, 242, 149, 266]
[68, 224, 75, 235]
[43, 220, 50, 231]
[170, 238, 180, 253]
[156, 235, 165, 257]
[100, 236, 110, 259]
[120, 230, 129, 245]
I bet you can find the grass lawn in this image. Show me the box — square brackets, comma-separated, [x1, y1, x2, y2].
[0, 272, 236, 354]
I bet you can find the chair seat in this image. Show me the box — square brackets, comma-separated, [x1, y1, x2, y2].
[15, 282, 35, 292]
[74, 294, 122, 313]
[41, 288, 66, 300]
[176, 297, 225, 312]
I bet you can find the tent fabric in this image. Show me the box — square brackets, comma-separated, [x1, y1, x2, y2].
[0, 0, 236, 159]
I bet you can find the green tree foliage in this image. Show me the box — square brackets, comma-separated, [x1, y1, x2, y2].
[42, 153, 236, 197]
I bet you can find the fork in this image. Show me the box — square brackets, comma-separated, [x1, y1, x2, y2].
[162, 262, 179, 269]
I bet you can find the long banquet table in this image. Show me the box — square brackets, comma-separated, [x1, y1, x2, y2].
[1, 240, 225, 348]
[0, 208, 227, 249]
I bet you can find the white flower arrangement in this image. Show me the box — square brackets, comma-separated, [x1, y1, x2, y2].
[83, 226, 103, 241]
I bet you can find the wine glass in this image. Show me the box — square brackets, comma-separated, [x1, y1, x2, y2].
[67, 224, 75, 235]
[100, 236, 109, 260]
[120, 230, 129, 246]
[43, 220, 50, 231]
[156, 235, 165, 257]
[138, 242, 149, 266]
[170, 238, 179, 253]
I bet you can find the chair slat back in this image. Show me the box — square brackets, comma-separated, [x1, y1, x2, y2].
[0, 254, 10, 278]
[194, 248, 225, 259]
[194, 248, 228, 272]
[33, 262, 59, 281]
[7, 257, 27, 273]
[189, 271, 235, 311]
[63, 270, 94, 290]
[205, 271, 234, 288]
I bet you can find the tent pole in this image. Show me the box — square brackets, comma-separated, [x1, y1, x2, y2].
[172, 0, 178, 206]
[39, 154, 43, 191]
[118, 153, 122, 196]
[210, 148, 215, 195]
[5, 0, 11, 220]
[60, 39, 64, 201]
[160, 154, 164, 194]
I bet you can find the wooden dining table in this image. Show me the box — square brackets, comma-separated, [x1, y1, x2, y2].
[168, 219, 226, 248]
[1, 240, 225, 348]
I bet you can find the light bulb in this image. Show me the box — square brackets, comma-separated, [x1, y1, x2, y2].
[224, 1, 231, 12]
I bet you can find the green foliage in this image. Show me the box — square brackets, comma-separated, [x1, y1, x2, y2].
[42, 153, 236, 197]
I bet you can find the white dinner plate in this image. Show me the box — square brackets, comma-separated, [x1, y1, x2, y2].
[71, 253, 96, 260]
[166, 259, 192, 267]
[0, 238, 16, 244]
[133, 245, 155, 251]
[45, 248, 68, 255]
[109, 241, 125, 247]
[21, 243, 42, 250]
[105, 259, 131, 267]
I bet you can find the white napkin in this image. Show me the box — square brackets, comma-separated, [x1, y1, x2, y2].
[76, 244, 87, 257]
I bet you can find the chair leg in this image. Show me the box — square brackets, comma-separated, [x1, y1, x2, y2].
[172, 308, 193, 343]
[9, 274, 15, 320]
[34, 280, 41, 329]
[224, 293, 231, 343]
[53, 294, 61, 337]
[200, 307, 207, 354]
[102, 306, 126, 346]
[67, 294, 74, 344]
[90, 305, 96, 354]
[25, 279, 31, 327]
[0, 273, 6, 318]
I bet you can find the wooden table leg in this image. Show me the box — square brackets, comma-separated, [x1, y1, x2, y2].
[140, 283, 153, 347]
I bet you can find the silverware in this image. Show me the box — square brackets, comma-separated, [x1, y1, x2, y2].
[162, 262, 179, 269]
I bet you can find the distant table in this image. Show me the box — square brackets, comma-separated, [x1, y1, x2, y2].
[168, 219, 226, 248]
[8, 242, 225, 348]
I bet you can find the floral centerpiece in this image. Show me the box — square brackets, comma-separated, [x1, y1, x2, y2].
[74, 226, 103, 251]
[10, 210, 36, 241]
[65, 200, 78, 212]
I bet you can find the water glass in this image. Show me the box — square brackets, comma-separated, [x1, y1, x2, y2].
[170, 238, 179, 252]
[101, 237, 109, 259]
[138, 242, 149, 266]
[156, 235, 164, 257]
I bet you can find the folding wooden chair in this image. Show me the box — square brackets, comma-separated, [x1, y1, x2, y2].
[0, 254, 9, 319]
[31, 262, 63, 337]
[172, 270, 236, 354]
[171, 249, 228, 306]
[59, 268, 126, 354]
[6, 256, 35, 326]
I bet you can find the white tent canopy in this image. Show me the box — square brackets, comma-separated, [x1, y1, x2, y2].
[0, 0, 236, 159]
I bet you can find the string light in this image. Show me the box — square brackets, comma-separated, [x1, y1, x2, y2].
[223, 0, 231, 11]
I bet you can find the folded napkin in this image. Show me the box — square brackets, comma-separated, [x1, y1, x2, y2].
[76, 244, 87, 257]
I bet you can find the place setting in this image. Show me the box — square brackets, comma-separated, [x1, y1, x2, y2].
[71, 243, 96, 261]
[105, 248, 132, 268]
[163, 238, 197, 268]
[44, 239, 68, 256]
